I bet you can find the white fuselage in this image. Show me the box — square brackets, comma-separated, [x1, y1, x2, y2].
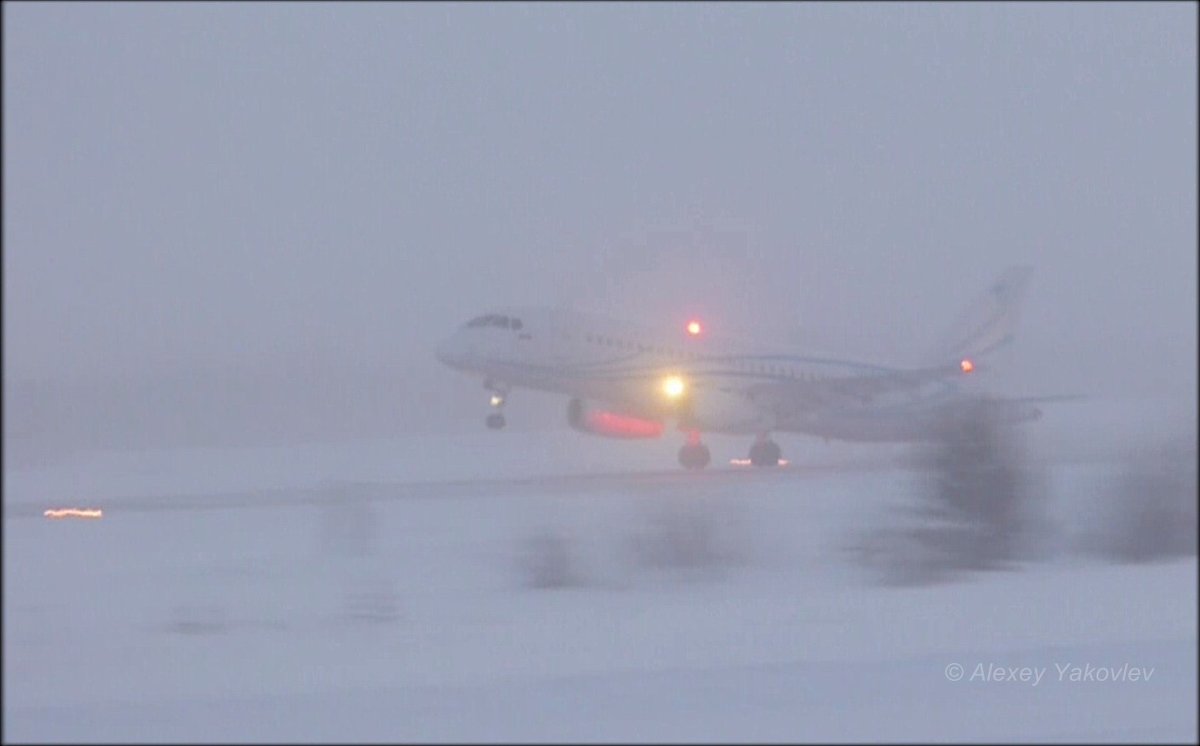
[435, 306, 1038, 442]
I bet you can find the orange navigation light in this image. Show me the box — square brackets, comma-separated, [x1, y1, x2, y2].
[44, 508, 103, 519]
[686, 320, 703, 337]
[960, 358, 975, 373]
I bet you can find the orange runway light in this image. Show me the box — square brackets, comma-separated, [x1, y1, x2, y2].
[960, 358, 975, 373]
[44, 508, 103, 520]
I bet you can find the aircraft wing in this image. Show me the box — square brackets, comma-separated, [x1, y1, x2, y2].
[742, 362, 969, 415]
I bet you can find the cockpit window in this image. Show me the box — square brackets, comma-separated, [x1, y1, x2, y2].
[465, 315, 494, 328]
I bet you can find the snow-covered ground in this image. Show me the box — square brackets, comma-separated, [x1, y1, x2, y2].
[4, 401, 1196, 742]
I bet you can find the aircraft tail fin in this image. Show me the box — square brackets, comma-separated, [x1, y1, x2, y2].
[922, 265, 1034, 367]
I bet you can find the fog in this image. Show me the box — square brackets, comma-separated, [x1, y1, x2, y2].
[4, 2, 1196, 459]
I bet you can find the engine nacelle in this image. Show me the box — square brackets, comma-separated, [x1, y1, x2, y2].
[567, 398, 664, 439]
[680, 388, 772, 434]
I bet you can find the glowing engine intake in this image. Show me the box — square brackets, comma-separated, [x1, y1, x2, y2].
[567, 398, 664, 439]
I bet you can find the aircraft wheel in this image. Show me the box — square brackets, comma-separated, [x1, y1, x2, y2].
[748, 439, 782, 467]
[678, 443, 711, 470]
[486, 413, 506, 430]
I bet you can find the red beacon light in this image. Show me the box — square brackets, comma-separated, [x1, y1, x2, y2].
[686, 320, 703, 337]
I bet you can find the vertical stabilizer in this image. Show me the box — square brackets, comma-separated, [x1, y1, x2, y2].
[922, 266, 1034, 366]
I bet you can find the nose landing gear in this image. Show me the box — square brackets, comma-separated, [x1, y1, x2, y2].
[485, 385, 508, 430]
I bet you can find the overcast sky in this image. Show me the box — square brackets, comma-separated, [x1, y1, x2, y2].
[4, 2, 1195, 450]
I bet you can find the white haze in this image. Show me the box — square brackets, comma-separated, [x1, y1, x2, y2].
[4, 5, 1198, 743]
[4, 2, 1195, 460]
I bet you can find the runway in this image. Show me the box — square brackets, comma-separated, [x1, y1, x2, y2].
[3, 457, 909, 520]
[4, 430, 1196, 742]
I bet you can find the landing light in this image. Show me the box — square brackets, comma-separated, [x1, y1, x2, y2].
[662, 375, 687, 399]
[686, 320, 703, 336]
[960, 359, 975, 373]
[490, 395, 504, 407]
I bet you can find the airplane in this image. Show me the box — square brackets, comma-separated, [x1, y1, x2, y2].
[435, 266, 1063, 469]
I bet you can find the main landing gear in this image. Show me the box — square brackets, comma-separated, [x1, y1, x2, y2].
[676, 433, 783, 469]
[748, 435, 782, 467]
[678, 430, 711, 470]
[485, 382, 508, 430]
